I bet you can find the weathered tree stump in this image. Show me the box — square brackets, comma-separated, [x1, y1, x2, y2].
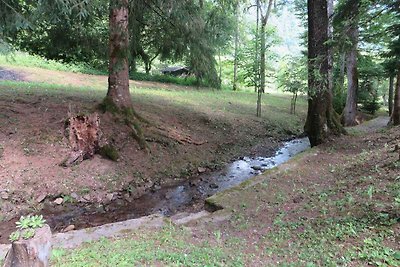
[62, 113, 101, 167]
[2, 225, 52, 267]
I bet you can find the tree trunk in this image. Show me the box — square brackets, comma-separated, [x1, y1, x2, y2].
[219, 50, 223, 82]
[256, 0, 273, 117]
[3, 225, 52, 267]
[337, 52, 346, 93]
[107, 0, 132, 110]
[342, 25, 359, 126]
[256, 89, 262, 117]
[327, 0, 334, 95]
[232, 2, 239, 91]
[389, 75, 394, 115]
[391, 69, 400, 125]
[257, 21, 265, 117]
[341, 0, 359, 126]
[254, 0, 260, 93]
[259, 20, 266, 95]
[290, 92, 298, 115]
[232, 8, 239, 91]
[305, 0, 344, 147]
[105, 0, 147, 151]
[259, 0, 273, 95]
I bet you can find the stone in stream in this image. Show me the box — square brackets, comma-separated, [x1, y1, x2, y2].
[1, 191, 9, 200]
[189, 179, 199, 187]
[70, 192, 79, 200]
[251, 166, 262, 171]
[106, 193, 115, 202]
[165, 192, 173, 200]
[209, 183, 219, 189]
[3, 225, 52, 267]
[53, 198, 63, 205]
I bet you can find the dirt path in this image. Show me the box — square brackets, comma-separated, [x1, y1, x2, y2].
[0, 67, 24, 81]
[350, 115, 389, 133]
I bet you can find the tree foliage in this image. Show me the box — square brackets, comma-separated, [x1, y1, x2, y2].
[237, 24, 279, 89]
[277, 55, 307, 114]
[1, 0, 237, 87]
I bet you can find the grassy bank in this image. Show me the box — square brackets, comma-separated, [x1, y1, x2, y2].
[50, 122, 400, 266]
[0, 52, 105, 75]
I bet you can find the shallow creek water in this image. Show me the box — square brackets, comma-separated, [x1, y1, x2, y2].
[0, 138, 310, 242]
[48, 138, 309, 229]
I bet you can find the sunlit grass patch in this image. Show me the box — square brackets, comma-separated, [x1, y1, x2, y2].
[51, 223, 244, 267]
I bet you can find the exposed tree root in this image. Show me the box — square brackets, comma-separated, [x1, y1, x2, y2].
[99, 97, 149, 152]
[125, 116, 149, 151]
[153, 125, 207, 145]
[329, 110, 347, 135]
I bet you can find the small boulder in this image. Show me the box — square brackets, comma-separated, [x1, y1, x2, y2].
[3, 224, 52, 267]
[1, 191, 9, 200]
[106, 193, 115, 202]
[70, 192, 79, 200]
[209, 183, 219, 189]
[197, 167, 207, 173]
[36, 193, 47, 203]
[54, 198, 63, 205]
[251, 166, 262, 171]
[189, 179, 199, 187]
[62, 225, 75, 232]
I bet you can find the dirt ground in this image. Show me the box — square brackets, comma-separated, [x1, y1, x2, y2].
[0, 66, 301, 236]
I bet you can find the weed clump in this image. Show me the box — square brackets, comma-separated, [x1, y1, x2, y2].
[99, 144, 120, 161]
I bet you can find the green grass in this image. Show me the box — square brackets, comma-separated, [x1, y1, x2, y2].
[0, 80, 307, 137]
[0, 51, 208, 88]
[0, 52, 105, 75]
[51, 223, 244, 267]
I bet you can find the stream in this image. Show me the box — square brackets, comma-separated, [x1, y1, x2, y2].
[0, 137, 310, 242]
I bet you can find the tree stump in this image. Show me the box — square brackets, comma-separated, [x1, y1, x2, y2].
[62, 113, 101, 167]
[2, 225, 52, 267]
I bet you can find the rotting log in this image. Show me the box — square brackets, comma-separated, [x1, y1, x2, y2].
[61, 113, 101, 167]
[2, 225, 52, 267]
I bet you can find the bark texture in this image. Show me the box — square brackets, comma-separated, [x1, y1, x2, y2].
[104, 0, 148, 150]
[305, 0, 344, 147]
[342, 25, 359, 126]
[256, 0, 273, 117]
[341, 0, 359, 126]
[3, 225, 52, 267]
[107, 0, 131, 110]
[389, 75, 394, 115]
[232, 2, 239, 91]
[391, 69, 400, 125]
[254, 0, 260, 93]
